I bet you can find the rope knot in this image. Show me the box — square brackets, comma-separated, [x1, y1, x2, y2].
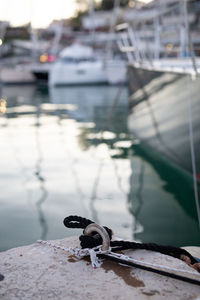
[63, 215, 113, 250]
[63, 215, 200, 273]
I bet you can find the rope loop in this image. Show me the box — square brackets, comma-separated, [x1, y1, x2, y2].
[63, 215, 200, 272]
[63, 215, 94, 229]
[64, 215, 113, 248]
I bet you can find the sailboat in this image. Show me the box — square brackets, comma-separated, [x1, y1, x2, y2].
[117, 0, 200, 222]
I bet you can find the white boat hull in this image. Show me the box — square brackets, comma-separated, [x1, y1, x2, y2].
[0, 67, 35, 85]
[49, 61, 108, 86]
[105, 60, 127, 84]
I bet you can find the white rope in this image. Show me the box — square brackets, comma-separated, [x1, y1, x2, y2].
[37, 240, 199, 278]
[37, 240, 109, 268]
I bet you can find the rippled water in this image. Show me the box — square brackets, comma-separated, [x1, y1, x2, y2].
[0, 84, 199, 252]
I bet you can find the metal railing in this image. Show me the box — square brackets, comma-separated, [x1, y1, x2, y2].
[116, 0, 200, 74]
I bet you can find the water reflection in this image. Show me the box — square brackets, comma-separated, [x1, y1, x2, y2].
[55, 106, 88, 217]
[34, 100, 48, 240]
[129, 158, 145, 235]
[128, 144, 200, 245]
[0, 84, 199, 252]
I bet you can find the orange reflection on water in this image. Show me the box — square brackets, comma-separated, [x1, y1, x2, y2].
[0, 98, 7, 114]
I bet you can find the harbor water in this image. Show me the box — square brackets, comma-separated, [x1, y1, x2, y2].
[0, 84, 200, 252]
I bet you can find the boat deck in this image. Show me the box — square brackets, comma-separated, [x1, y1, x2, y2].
[130, 58, 200, 76]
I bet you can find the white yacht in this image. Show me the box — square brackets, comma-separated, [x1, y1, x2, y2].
[49, 44, 108, 86]
[0, 65, 35, 85]
[117, 0, 200, 221]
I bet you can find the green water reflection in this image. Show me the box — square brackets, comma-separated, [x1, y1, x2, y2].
[0, 84, 199, 252]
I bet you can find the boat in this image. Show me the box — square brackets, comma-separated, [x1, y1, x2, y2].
[49, 44, 108, 86]
[31, 61, 52, 83]
[0, 65, 35, 85]
[30, 44, 58, 84]
[32, 0, 127, 86]
[117, 0, 200, 219]
[105, 58, 127, 84]
[31, 50, 127, 86]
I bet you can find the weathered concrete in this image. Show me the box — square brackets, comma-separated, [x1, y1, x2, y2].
[0, 237, 200, 300]
[183, 246, 200, 260]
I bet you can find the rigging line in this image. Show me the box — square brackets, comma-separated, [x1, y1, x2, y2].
[186, 74, 200, 227]
[89, 85, 124, 223]
[89, 158, 104, 224]
[102, 85, 123, 133]
[55, 113, 87, 216]
[35, 101, 48, 240]
[132, 160, 145, 235]
[98, 87, 139, 234]
[126, 158, 145, 238]
[103, 85, 130, 194]
[183, 0, 198, 76]
[101, 86, 141, 231]
[35, 132, 48, 240]
[105, 0, 120, 60]
[134, 161, 145, 218]
[111, 158, 127, 197]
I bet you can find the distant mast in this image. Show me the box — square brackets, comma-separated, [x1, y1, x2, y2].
[89, 0, 96, 47]
[106, 0, 121, 60]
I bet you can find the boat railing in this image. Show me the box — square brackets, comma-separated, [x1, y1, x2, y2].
[116, 0, 200, 75]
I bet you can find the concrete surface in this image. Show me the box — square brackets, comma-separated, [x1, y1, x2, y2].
[0, 236, 200, 300]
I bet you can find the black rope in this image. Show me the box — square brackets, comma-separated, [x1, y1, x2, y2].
[63, 215, 94, 229]
[63, 215, 200, 285]
[63, 215, 199, 265]
[63, 215, 113, 248]
[110, 241, 198, 265]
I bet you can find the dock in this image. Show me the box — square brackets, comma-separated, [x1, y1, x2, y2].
[0, 236, 200, 299]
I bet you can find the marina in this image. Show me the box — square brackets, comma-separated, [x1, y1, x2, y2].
[0, 84, 199, 252]
[0, 0, 200, 298]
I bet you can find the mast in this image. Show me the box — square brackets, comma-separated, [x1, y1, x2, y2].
[89, 0, 96, 47]
[106, 0, 121, 60]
